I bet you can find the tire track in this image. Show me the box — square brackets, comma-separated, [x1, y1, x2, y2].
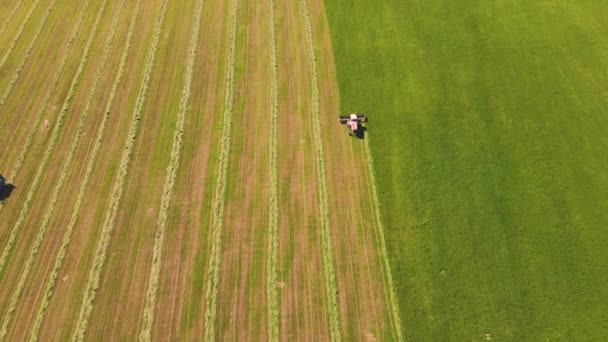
[0, 0, 92, 212]
[0, 0, 120, 339]
[28, 1, 143, 340]
[204, 0, 239, 339]
[363, 138, 404, 341]
[138, 0, 205, 339]
[0, 0, 40, 72]
[0, 0, 24, 41]
[70, 0, 170, 339]
[0, 0, 56, 112]
[0, 0, 100, 278]
[266, 0, 279, 339]
[299, 0, 341, 340]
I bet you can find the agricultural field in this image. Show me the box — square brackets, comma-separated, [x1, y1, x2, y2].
[327, 0, 608, 340]
[0, 0, 400, 340]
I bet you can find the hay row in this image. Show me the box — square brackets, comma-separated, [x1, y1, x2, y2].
[299, 0, 342, 340]
[363, 139, 404, 341]
[0, 0, 101, 278]
[0, 0, 25, 42]
[138, 0, 205, 340]
[0, 0, 56, 111]
[0, 0, 40, 72]
[70, 0, 170, 340]
[266, 0, 280, 340]
[203, 0, 239, 339]
[0, 0, 115, 339]
[2, 0, 93, 200]
[28, 1, 143, 339]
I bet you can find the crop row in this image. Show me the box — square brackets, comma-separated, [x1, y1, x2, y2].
[299, 0, 342, 340]
[0, 0, 25, 42]
[266, 0, 280, 340]
[203, 0, 239, 339]
[28, 1, 143, 340]
[0, 1, 112, 339]
[1, 0, 93, 211]
[71, 0, 171, 340]
[363, 139, 404, 341]
[0, 0, 100, 278]
[0, 0, 55, 112]
[138, 0, 205, 340]
[0, 0, 40, 72]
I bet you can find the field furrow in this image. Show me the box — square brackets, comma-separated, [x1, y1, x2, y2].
[0, 0, 24, 42]
[70, 0, 170, 339]
[138, 0, 204, 339]
[27, 1, 145, 340]
[0, 0, 123, 339]
[266, 0, 280, 339]
[0, 0, 56, 112]
[0, 0, 104, 279]
[203, 0, 239, 338]
[0, 0, 40, 72]
[299, 0, 341, 339]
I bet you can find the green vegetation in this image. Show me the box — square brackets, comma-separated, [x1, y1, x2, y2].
[326, 1, 608, 339]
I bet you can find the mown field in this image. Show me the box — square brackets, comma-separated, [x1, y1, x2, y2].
[0, 0, 401, 340]
[327, 0, 608, 340]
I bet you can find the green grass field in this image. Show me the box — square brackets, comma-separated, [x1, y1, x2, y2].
[326, 1, 608, 339]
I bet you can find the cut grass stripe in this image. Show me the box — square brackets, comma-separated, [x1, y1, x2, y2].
[0, 0, 55, 112]
[0, 0, 117, 339]
[204, 0, 239, 339]
[0, 0, 24, 41]
[0, 0, 92, 213]
[28, 1, 143, 340]
[299, 0, 341, 340]
[0, 0, 99, 279]
[0, 0, 40, 72]
[70, 0, 170, 340]
[363, 138, 404, 341]
[138, 0, 205, 340]
[266, 0, 279, 340]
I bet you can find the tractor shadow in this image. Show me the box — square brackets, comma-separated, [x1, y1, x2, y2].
[353, 126, 367, 140]
[0, 175, 15, 202]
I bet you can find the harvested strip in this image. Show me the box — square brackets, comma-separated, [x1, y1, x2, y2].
[0, 0, 40, 72]
[363, 139, 404, 341]
[1, 0, 93, 206]
[266, 0, 279, 339]
[0, 0, 102, 278]
[28, 1, 144, 340]
[138, 0, 205, 340]
[0, 0, 24, 41]
[70, 0, 170, 340]
[204, 0, 239, 339]
[0, 0, 120, 339]
[0, 0, 56, 112]
[299, 0, 341, 340]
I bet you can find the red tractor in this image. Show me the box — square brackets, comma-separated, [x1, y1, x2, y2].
[339, 113, 368, 137]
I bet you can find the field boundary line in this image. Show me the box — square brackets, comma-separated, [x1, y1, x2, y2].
[28, 1, 144, 339]
[70, 0, 170, 339]
[0, 0, 56, 113]
[0, 0, 92, 214]
[138, 0, 205, 340]
[299, 0, 341, 340]
[266, 0, 279, 340]
[363, 138, 404, 341]
[0, 0, 25, 42]
[0, 0, 100, 279]
[0, 0, 40, 72]
[0, 0, 117, 338]
[203, 0, 239, 339]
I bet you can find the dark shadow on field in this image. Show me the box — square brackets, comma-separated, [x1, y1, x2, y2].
[0, 175, 15, 202]
[352, 126, 367, 140]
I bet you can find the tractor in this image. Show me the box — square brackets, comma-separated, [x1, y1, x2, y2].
[339, 113, 368, 138]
